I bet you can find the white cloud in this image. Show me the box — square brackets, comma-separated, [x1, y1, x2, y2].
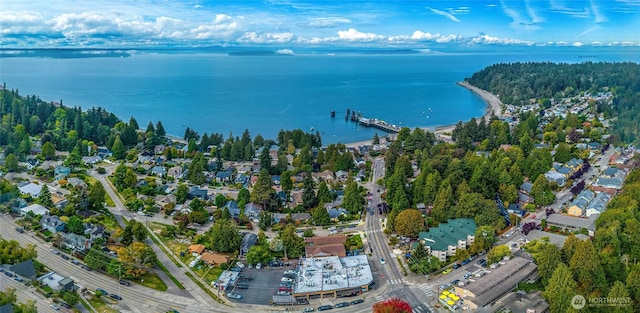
[238, 31, 294, 43]
[500, 0, 542, 31]
[426, 7, 461, 23]
[336, 28, 384, 42]
[572, 41, 584, 46]
[308, 17, 351, 27]
[590, 0, 607, 23]
[471, 34, 534, 45]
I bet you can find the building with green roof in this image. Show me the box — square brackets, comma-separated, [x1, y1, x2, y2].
[417, 218, 477, 261]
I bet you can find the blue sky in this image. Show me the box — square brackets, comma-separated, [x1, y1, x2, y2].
[1, 0, 639, 48]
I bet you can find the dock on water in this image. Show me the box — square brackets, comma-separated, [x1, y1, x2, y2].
[357, 117, 401, 133]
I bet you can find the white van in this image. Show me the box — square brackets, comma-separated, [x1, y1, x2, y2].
[236, 262, 245, 269]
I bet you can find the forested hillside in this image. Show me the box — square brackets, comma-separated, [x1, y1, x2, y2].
[466, 62, 640, 144]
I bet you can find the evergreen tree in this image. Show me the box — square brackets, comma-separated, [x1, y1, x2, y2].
[146, 121, 155, 134]
[311, 204, 330, 226]
[88, 182, 105, 211]
[38, 185, 53, 207]
[607, 281, 633, 313]
[562, 234, 581, 263]
[187, 153, 206, 185]
[302, 176, 317, 209]
[531, 174, 555, 206]
[343, 180, 363, 214]
[237, 188, 251, 209]
[111, 135, 125, 160]
[544, 263, 578, 313]
[259, 146, 272, 174]
[316, 182, 332, 204]
[5, 154, 19, 172]
[533, 243, 563, 285]
[280, 171, 293, 193]
[155, 121, 166, 137]
[569, 239, 607, 294]
[251, 169, 275, 211]
[41, 141, 56, 160]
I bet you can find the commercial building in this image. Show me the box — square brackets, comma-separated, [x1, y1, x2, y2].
[293, 255, 374, 300]
[546, 214, 597, 236]
[455, 257, 538, 310]
[417, 219, 476, 262]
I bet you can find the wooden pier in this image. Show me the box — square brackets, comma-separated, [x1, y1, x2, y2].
[357, 117, 401, 133]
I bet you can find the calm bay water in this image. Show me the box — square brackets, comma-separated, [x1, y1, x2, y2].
[1, 47, 639, 144]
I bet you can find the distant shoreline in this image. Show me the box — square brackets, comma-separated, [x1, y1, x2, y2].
[345, 81, 503, 147]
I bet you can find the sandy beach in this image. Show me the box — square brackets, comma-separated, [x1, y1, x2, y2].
[346, 81, 503, 147]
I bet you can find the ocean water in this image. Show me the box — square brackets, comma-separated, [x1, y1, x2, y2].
[1, 47, 639, 144]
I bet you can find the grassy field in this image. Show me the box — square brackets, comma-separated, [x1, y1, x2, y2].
[133, 272, 168, 291]
[87, 295, 119, 313]
[191, 265, 224, 285]
[184, 272, 225, 304]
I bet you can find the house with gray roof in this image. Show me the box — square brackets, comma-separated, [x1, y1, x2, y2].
[67, 177, 87, 189]
[18, 183, 42, 198]
[520, 182, 533, 194]
[41, 214, 66, 233]
[150, 166, 167, 176]
[82, 155, 102, 166]
[61, 232, 92, 251]
[417, 218, 476, 262]
[37, 272, 74, 292]
[544, 171, 566, 187]
[10, 259, 37, 282]
[20, 203, 49, 216]
[546, 214, 597, 236]
[585, 192, 611, 217]
[567, 189, 595, 216]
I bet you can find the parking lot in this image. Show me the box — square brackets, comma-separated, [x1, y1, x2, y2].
[225, 265, 294, 305]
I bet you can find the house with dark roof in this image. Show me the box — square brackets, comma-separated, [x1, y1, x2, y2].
[188, 186, 209, 200]
[327, 208, 348, 220]
[41, 214, 66, 233]
[240, 233, 257, 257]
[10, 259, 37, 282]
[61, 232, 92, 251]
[0, 303, 13, 313]
[83, 223, 106, 241]
[567, 189, 595, 216]
[520, 182, 533, 194]
[215, 171, 233, 183]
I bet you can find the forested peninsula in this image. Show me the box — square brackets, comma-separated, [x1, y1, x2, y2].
[465, 62, 640, 144]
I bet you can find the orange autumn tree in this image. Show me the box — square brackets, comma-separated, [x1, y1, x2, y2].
[373, 298, 412, 313]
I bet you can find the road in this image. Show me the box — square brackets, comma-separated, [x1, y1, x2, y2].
[363, 158, 435, 313]
[0, 270, 61, 313]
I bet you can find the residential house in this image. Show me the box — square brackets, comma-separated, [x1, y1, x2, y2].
[215, 171, 233, 183]
[236, 165, 252, 174]
[552, 164, 572, 177]
[520, 182, 533, 195]
[0, 303, 13, 313]
[18, 182, 42, 198]
[67, 177, 87, 189]
[150, 166, 167, 176]
[271, 175, 281, 185]
[592, 172, 625, 196]
[585, 192, 611, 217]
[54, 166, 71, 181]
[588, 142, 602, 151]
[10, 259, 37, 282]
[37, 272, 74, 292]
[244, 203, 263, 222]
[200, 252, 229, 266]
[82, 155, 102, 166]
[188, 186, 209, 200]
[20, 203, 49, 216]
[312, 170, 334, 183]
[335, 170, 348, 181]
[417, 218, 476, 262]
[240, 233, 257, 257]
[154, 145, 166, 155]
[272, 213, 289, 224]
[83, 223, 106, 241]
[96, 147, 112, 159]
[327, 208, 349, 220]
[155, 194, 176, 210]
[354, 157, 366, 167]
[544, 171, 566, 187]
[40, 214, 66, 233]
[567, 189, 595, 216]
[235, 173, 249, 186]
[61, 232, 92, 251]
[565, 158, 584, 171]
[167, 166, 183, 178]
[290, 213, 311, 223]
[188, 244, 206, 256]
[26, 158, 39, 170]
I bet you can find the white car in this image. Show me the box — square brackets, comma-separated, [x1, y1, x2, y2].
[256, 263, 262, 269]
[380, 258, 386, 264]
[236, 262, 245, 269]
[226, 293, 242, 299]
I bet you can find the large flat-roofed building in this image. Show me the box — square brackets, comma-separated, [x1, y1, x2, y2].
[546, 214, 597, 236]
[455, 257, 538, 311]
[417, 218, 476, 262]
[294, 255, 374, 300]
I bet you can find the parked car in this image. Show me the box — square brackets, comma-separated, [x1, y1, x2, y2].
[452, 263, 461, 269]
[236, 262, 245, 269]
[226, 293, 242, 299]
[50, 249, 60, 255]
[60, 254, 69, 260]
[317, 305, 333, 311]
[335, 302, 350, 308]
[256, 263, 262, 269]
[350, 299, 364, 305]
[248, 263, 254, 269]
[230, 267, 242, 272]
[476, 259, 486, 265]
[81, 265, 92, 271]
[50, 304, 60, 311]
[4, 271, 13, 277]
[118, 279, 131, 286]
[15, 227, 25, 233]
[442, 268, 452, 275]
[239, 276, 253, 281]
[14, 276, 23, 282]
[277, 291, 291, 295]
[451, 279, 460, 286]
[235, 284, 249, 289]
[71, 259, 79, 265]
[302, 308, 315, 312]
[96, 288, 108, 295]
[59, 303, 72, 309]
[281, 277, 292, 283]
[284, 270, 295, 275]
[461, 259, 471, 265]
[109, 294, 122, 300]
[379, 258, 385, 264]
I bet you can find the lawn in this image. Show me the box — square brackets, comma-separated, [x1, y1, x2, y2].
[191, 265, 224, 285]
[133, 272, 168, 291]
[83, 175, 116, 207]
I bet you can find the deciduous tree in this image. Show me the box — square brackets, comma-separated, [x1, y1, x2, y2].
[373, 297, 412, 313]
[394, 209, 425, 238]
[544, 263, 577, 313]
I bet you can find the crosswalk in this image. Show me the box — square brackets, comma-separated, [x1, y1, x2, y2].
[375, 294, 386, 302]
[418, 283, 434, 298]
[365, 229, 383, 235]
[387, 278, 403, 285]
